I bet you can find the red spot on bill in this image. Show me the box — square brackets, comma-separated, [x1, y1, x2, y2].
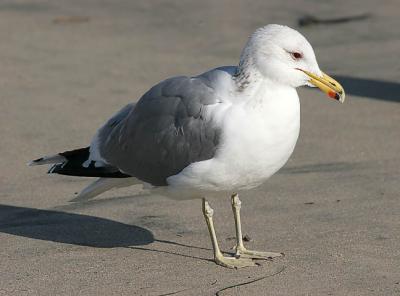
[328, 91, 337, 99]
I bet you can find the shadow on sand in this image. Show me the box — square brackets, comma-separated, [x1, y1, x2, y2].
[0, 204, 154, 247]
[334, 75, 400, 103]
[0, 204, 214, 263]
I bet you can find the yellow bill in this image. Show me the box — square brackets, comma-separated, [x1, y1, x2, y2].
[299, 69, 345, 103]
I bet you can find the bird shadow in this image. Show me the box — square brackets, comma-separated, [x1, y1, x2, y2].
[0, 204, 215, 263]
[0, 204, 154, 247]
[333, 75, 400, 103]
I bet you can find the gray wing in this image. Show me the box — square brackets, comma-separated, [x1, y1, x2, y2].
[97, 75, 221, 186]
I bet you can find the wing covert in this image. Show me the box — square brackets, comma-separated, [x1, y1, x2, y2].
[98, 76, 221, 185]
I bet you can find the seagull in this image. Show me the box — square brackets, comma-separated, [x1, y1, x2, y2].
[29, 24, 345, 268]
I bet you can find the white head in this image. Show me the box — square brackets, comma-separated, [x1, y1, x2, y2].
[238, 24, 345, 102]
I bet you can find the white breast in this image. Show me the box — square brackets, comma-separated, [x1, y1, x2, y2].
[167, 83, 300, 194]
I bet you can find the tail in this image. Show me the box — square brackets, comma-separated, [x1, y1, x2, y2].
[70, 177, 139, 202]
[29, 147, 138, 201]
[28, 147, 130, 178]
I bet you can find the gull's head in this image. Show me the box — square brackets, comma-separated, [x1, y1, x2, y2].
[241, 24, 345, 102]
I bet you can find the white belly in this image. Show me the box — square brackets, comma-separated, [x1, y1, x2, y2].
[167, 87, 300, 195]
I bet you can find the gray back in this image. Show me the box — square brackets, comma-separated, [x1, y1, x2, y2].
[98, 76, 221, 185]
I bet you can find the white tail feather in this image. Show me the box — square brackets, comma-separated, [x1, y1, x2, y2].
[71, 177, 138, 202]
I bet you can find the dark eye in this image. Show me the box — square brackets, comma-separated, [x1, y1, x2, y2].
[291, 52, 303, 59]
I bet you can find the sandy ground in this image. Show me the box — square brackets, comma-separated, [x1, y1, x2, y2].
[1, 0, 399, 295]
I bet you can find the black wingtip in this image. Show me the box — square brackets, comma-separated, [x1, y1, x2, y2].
[47, 164, 59, 174]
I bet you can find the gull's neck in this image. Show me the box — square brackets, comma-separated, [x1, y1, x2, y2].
[233, 50, 262, 92]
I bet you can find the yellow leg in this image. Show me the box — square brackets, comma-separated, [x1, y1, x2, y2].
[202, 198, 256, 268]
[231, 194, 283, 260]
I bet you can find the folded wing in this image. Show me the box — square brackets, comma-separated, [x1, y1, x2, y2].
[96, 75, 222, 186]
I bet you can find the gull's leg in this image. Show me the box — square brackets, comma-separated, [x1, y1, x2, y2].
[231, 194, 283, 260]
[202, 198, 256, 268]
